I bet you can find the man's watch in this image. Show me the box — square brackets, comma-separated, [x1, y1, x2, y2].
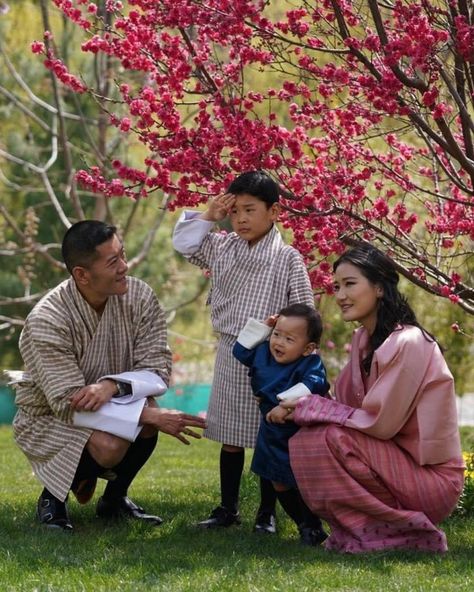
[115, 381, 131, 398]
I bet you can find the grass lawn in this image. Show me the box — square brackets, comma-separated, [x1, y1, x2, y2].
[0, 425, 473, 592]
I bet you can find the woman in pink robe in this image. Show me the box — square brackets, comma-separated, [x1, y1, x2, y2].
[285, 244, 465, 553]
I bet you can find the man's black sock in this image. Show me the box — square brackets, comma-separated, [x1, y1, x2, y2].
[103, 434, 158, 500]
[220, 448, 245, 514]
[71, 448, 107, 490]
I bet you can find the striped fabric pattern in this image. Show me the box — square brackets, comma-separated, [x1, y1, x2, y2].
[184, 224, 315, 447]
[187, 225, 314, 335]
[290, 425, 465, 553]
[13, 276, 171, 501]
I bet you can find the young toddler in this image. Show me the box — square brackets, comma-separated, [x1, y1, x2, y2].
[233, 303, 330, 545]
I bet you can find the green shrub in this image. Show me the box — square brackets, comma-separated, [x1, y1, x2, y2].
[455, 452, 474, 516]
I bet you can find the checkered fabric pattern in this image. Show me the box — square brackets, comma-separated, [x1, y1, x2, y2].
[174, 219, 314, 447]
[204, 333, 259, 447]
[187, 225, 314, 335]
[289, 325, 464, 553]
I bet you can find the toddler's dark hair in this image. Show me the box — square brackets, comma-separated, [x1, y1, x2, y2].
[277, 303, 322, 345]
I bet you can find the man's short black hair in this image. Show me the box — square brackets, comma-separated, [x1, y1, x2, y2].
[227, 170, 280, 205]
[277, 303, 322, 344]
[62, 220, 117, 274]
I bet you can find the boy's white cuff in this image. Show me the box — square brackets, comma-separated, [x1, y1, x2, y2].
[237, 318, 272, 349]
[277, 382, 311, 402]
[172, 211, 215, 255]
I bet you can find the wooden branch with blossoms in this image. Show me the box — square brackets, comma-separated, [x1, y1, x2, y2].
[28, 0, 474, 313]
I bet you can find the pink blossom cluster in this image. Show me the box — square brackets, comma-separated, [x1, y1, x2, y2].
[31, 30, 87, 93]
[40, 0, 474, 305]
[454, 15, 474, 61]
[51, 0, 93, 30]
[43, 56, 87, 93]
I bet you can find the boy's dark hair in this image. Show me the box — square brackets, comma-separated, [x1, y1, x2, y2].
[227, 170, 279, 205]
[62, 220, 117, 274]
[277, 303, 323, 345]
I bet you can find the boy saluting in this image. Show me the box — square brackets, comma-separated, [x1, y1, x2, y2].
[173, 171, 314, 533]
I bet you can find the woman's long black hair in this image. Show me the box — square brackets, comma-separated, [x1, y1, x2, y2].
[333, 243, 436, 373]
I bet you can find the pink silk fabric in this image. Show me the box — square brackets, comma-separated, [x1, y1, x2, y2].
[289, 326, 464, 553]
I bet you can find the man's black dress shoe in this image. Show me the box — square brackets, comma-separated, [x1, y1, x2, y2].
[37, 493, 73, 532]
[254, 511, 277, 534]
[197, 506, 241, 529]
[96, 496, 163, 525]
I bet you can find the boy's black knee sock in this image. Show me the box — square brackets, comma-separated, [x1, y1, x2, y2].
[220, 448, 245, 514]
[275, 488, 306, 527]
[71, 448, 107, 490]
[257, 477, 277, 515]
[103, 434, 158, 500]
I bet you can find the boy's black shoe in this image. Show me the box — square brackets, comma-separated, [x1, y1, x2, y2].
[197, 506, 241, 529]
[37, 493, 73, 532]
[96, 496, 163, 525]
[253, 511, 276, 534]
[299, 525, 328, 546]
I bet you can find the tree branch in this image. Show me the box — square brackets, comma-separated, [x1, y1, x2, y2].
[127, 193, 171, 269]
[39, 0, 84, 220]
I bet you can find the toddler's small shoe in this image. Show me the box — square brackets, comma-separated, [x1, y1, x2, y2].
[197, 506, 241, 529]
[254, 511, 276, 534]
[299, 525, 328, 546]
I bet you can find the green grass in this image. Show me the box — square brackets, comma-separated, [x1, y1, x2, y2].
[0, 425, 473, 592]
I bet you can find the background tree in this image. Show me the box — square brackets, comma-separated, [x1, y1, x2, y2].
[39, 0, 473, 309]
[0, 0, 209, 369]
[1, 0, 472, 389]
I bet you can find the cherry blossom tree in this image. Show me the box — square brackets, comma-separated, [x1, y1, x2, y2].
[24, 0, 474, 315]
[0, 0, 185, 354]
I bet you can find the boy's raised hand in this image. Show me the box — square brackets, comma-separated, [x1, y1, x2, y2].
[264, 314, 279, 327]
[200, 193, 236, 222]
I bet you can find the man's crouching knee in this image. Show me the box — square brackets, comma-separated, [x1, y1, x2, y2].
[87, 430, 130, 468]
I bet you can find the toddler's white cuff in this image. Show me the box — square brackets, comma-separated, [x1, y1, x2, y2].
[237, 318, 272, 349]
[277, 382, 311, 402]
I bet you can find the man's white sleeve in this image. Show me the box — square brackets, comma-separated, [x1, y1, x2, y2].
[73, 370, 166, 441]
[98, 370, 167, 405]
[172, 211, 215, 255]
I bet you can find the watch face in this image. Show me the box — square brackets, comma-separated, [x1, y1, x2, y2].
[116, 381, 131, 397]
